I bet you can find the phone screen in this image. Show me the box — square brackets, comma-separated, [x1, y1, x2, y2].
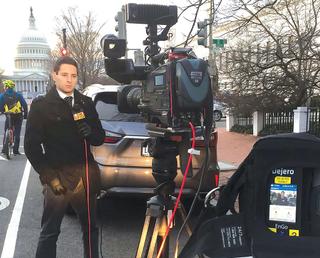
[269, 184, 297, 223]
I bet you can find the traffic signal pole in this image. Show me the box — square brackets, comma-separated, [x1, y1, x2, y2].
[61, 28, 67, 56]
[208, 0, 218, 95]
[62, 28, 67, 49]
[208, 0, 213, 66]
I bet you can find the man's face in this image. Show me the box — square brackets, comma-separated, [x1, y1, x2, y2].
[52, 64, 78, 95]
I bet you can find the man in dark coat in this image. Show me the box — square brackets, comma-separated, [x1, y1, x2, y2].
[24, 56, 105, 258]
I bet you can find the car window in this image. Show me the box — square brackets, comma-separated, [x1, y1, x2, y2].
[95, 92, 144, 122]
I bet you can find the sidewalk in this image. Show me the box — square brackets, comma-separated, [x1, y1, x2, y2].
[216, 128, 259, 185]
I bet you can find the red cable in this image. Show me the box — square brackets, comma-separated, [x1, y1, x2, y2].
[169, 70, 173, 117]
[156, 122, 196, 258]
[84, 139, 92, 258]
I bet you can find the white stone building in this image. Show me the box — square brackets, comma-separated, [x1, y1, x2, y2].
[4, 7, 51, 98]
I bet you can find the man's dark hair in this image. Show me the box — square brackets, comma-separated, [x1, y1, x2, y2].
[53, 56, 78, 74]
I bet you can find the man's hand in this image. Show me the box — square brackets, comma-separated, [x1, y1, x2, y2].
[49, 178, 67, 195]
[78, 122, 92, 138]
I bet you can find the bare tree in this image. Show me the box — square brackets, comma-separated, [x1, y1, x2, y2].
[219, 0, 320, 112]
[0, 68, 4, 92]
[54, 7, 106, 88]
[172, 0, 224, 48]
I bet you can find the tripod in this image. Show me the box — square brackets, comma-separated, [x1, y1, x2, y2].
[135, 137, 193, 258]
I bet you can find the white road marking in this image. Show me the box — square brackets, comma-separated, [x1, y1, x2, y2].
[0, 144, 24, 148]
[0, 197, 10, 211]
[0, 136, 24, 138]
[1, 160, 32, 258]
[0, 151, 25, 161]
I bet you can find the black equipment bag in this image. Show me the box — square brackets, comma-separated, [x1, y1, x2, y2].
[180, 133, 320, 258]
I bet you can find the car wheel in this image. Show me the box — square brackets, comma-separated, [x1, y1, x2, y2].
[213, 110, 222, 121]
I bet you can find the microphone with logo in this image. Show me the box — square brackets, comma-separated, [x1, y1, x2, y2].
[72, 104, 92, 138]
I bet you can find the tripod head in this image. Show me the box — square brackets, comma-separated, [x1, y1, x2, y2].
[143, 136, 178, 196]
[143, 125, 193, 197]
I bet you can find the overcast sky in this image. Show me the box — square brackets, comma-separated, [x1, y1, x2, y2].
[0, 0, 212, 75]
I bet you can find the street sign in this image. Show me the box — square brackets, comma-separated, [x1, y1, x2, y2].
[213, 38, 227, 48]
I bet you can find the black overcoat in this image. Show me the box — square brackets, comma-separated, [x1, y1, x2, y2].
[24, 88, 105, 193]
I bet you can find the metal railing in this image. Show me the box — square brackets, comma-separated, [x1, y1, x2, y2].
[308, 108, 320, 137]
[260, 111, 294, 136]
[229, 108, 320, 137]
[235, 116, 253, 126]
[231, 115, 253, 134]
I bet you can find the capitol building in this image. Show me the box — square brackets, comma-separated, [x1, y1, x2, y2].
[3, 7, 51, 97]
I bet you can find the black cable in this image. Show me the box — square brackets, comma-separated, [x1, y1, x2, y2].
[175, 124, 212, 251]
[83, 139, 93, 258]
[99, 213, 104, 258]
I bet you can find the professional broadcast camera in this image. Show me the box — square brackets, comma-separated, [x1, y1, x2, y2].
[101, 4, 215, 257]
[101, 3, 213, 130]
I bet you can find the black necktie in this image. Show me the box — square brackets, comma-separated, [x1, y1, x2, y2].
[64, 96, 73, 107]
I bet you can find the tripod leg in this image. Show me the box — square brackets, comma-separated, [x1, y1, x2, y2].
[178, 204, 193, 236]
[147, 217, 161, 258]
[157, 216, 169, 258]
[175, 204, 205, 258]
[136, 215, 152, 258]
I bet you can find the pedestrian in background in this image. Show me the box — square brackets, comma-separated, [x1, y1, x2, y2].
[24, 56, 105, 258]
[0, 79, 28, 155]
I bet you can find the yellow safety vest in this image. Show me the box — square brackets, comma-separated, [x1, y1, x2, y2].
[4, 100, 22, 114]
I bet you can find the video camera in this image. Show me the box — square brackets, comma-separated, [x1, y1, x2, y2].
[100, 6, 216, 258]
[101, 3, 213, 130]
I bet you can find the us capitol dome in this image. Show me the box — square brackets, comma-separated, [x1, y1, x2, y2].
[9, 7, 51, 97]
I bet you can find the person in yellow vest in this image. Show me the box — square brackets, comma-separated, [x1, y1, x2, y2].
[0, 80, 28, 155]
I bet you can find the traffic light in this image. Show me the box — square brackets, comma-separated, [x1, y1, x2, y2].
[115, 8, 127, 39]
[60, 47, 67, 56]
[197, 19, 208, 47]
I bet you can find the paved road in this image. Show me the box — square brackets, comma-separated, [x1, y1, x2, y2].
[0, 117, 192, 258]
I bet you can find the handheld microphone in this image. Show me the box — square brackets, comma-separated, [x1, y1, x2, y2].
[73, 104, 93, 257]
[72, 104, 86, 121]
[72, 104, 91, 138]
